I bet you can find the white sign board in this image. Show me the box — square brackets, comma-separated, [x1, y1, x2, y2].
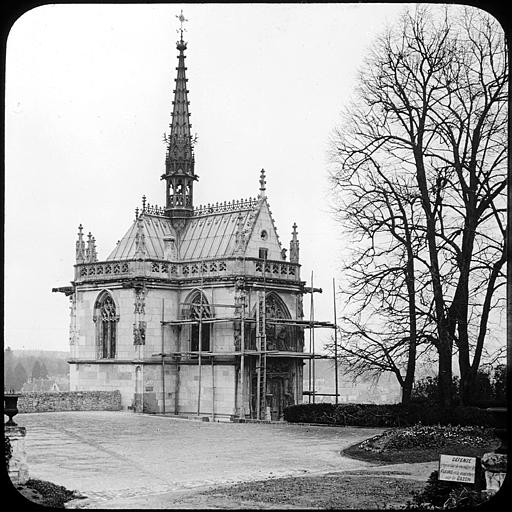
[439, 454, 476, 483]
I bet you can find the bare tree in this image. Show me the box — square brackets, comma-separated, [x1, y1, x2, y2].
[330, 6, 507, 407]
[330, 156, 433, 404]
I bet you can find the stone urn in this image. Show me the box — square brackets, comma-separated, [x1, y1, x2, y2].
[482, 407, 507, 495]
[4, 393, 21, 426]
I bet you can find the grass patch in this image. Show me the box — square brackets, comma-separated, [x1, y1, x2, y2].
[343, 425, 499, 464]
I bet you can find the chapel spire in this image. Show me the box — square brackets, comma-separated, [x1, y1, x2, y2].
[162, 10, 197, 224]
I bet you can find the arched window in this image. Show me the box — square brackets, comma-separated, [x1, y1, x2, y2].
[94, 292, 118, 359]
[187, 291, 211, 353]
[249, 292, 301, 352]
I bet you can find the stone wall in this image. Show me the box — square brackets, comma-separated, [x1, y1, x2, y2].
[18, 390, 122, 413]
[6, 426, 29, 484]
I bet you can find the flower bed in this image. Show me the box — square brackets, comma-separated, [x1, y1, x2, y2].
[358, 425, 495, 453]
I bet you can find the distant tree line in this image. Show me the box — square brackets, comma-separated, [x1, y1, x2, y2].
[4, 347, 69, 392]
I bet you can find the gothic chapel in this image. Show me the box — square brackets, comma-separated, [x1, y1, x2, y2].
[55, 26, 309, 421]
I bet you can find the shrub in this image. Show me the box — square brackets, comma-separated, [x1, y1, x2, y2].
[443, 487, 488, 508]
[492, 364, 507, 403]
[283, 403, 494, 427]
[24, 479, 83, 507]
[450, 406, 495, 427]
[412, 369, 507, 408]
[5, 437, 12, 467]
[411, 375, 461, 406]
[283, 403, 335, 423]
[412, 470, 485, 509]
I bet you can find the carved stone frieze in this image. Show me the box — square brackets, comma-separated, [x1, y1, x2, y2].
[134, 287, 147, 315]
[171, 218, 187, 233]
[135, 218, 147, 259]
[133, 321, 146, 345]
[296, 293, 304, 319]
[68, 293, 77, 345]
[133, 286, 147, 345]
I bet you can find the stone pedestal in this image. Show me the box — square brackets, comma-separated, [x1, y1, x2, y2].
[481, 452, 507, 494]
[6, 426, 29, 485]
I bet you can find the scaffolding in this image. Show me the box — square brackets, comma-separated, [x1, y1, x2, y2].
[155, 271, 340, 420]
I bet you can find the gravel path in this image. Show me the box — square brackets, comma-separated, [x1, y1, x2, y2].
[16, 411, 385, 507]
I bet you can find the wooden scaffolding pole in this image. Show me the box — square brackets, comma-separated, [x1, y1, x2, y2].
[211, 355, 215, 420]
[197, 276, 204, 417]
[333, 277, 339, 405]
[175, 289, 182, 415]
[262, 253, 268, 420]
[262, 288, 267, 420]
[239, 292, 246, 419]
[161, 298, 166, 414]
[211, 286, 215, 421]
[255, 290, 261, 420]
[311, 271, 316, 404]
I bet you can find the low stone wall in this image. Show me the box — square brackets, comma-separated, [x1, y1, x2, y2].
[6, 426, 29, 484]
[18, 391, 122, 413]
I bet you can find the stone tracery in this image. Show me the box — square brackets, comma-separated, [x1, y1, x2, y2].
[93, 292, 119, 359]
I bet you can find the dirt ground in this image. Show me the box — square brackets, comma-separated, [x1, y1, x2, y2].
[144, 473, 426, 510]
[64, 470, 426, 509]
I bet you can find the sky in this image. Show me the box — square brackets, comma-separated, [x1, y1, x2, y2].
[4, 2, 438, 353]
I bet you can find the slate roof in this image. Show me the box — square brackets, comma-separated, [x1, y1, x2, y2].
[107, 199, 260, 261]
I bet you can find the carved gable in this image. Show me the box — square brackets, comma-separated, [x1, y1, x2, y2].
[244, 200, 282, 260]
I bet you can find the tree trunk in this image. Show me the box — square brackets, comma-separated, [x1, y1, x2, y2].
[437, 339, 453, 409]
[413, 145, 453, 409]
[401, 236, 417, 405]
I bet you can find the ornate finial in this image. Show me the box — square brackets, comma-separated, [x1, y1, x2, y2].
[259, 169, 266, 198]
[91, 237, 98, 262]
[85, 232, 93, 263]
[135, 207, 139, 219]
[142, 195, 147, 212]
[234, 213, 246, 255]
[76, 224, 86, 263]
[290, 222, 299, 264]
[135, 216, 147, 259]
[176, 9, 188, 39]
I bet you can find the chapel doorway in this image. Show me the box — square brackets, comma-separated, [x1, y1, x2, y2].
[267, 377, 285, 421]
[250, 368, 294, 421]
